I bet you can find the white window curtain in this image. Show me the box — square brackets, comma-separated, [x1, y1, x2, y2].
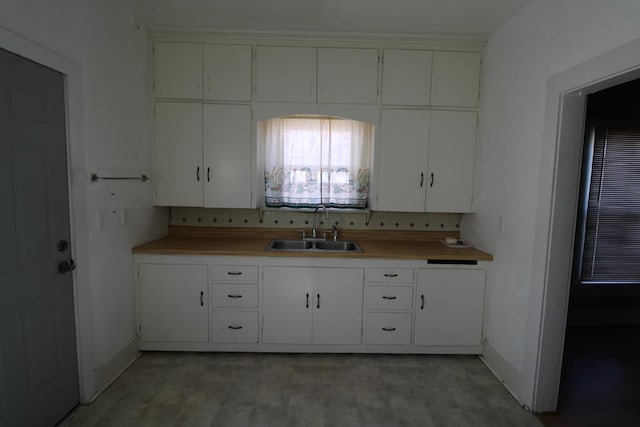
[262, 116, 373, 208]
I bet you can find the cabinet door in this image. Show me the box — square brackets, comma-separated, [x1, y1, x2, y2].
[317, 48, 379, 104]
[415, 269, 485, 347]
[312, 268, 363, 345]
[203, 104, 252, 208]
[203, 44, 252, 101]
[154, 102, 203, 206]
[382, 49, 432, 106]
[256, 46, 316, 102]
[425, 111, 477, 213]
[138, 263, 208, 343]
[377, 109, 429, 212]
[154, 42, 202, 99]
[431, 51, 481, 108]
[262, 267, 313, 344]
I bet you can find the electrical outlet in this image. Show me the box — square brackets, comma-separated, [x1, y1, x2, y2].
[97, 209, 107, 231]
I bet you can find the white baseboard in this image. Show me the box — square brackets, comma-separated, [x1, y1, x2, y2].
[480, 339, 528, 410]
[89, 337, 140, 403]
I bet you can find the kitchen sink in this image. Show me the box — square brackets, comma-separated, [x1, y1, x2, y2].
[265, 239, 363, 253]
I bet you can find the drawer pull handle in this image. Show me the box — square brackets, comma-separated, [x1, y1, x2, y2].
[306, 293, 309, 309]
[382, 327, 397, 332]
[228, 325, 243, 330]
[421, 294, 425, 310]
[382, 296, 397, 300]
[227, 294, 243, 299]
[200, 291, 204, 306]
[317, 293, 320, 309]
[383, 273, 398, 278]
[227, 271, 243, 276]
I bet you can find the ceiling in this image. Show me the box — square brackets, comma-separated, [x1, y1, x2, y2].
[134, 0, 532, 37]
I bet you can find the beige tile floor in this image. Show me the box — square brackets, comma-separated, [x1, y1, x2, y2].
[61, 352, 542, 427]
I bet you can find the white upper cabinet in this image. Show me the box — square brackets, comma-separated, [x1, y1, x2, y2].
[203, 44, 252, 101]
[426, 111, 477, 213]
[382, 49, 433, 106]
[203, 104, 252, 208]
[431, 51, 482, 108]
[256, 46, 317, 102]
[377, 109, 430, 212]
[377, 109, 477, 213]
[317, 48, 379, 104]
[154, 102, 253, 208]
[154, 42, 203, 99]
[154, 102, 203, 206]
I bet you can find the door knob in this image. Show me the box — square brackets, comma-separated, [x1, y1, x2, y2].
[58, 259, 76, 274]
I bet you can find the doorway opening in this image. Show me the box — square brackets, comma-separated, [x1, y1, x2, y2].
[541, 78, 640, 426]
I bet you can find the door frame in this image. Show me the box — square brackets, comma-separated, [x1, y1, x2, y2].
[0, 26, 96, 402]
[529, 38, 640, 411]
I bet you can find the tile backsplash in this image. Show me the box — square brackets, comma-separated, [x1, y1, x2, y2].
[170, 207, 461, 231]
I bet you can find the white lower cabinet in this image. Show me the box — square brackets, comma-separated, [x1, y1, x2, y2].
[262, 266, 364, 345]
[137, 263, 209, 343]
[134, 255, 488, 354]
[210, 264, 260, 344]
[415, 268, 486, 347]
[366, 313, 412, 344]
[211, 311, 259, 344]
[365, 267, 414, 345]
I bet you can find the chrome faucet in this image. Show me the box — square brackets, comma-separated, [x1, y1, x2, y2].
[312, 206, 329, 239]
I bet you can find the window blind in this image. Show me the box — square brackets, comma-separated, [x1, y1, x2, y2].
[580, 126, 640, 283]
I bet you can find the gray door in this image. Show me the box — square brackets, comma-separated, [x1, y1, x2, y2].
[0, 48, 79, 426]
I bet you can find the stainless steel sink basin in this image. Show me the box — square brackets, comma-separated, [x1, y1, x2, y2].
[268, 240, 313, 250]
[265, 239, 362, 253]
[314, 240, 360, 251]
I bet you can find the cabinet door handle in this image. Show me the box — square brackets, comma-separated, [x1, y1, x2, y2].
[227, 271, 243, 276]
[420, 294, 425, 310]
[306, 293, 309, 309]
[317, 293, 320, 309]
[228, 325, 243, 330]
[430, 172, 434, 188]
[420, 172, 424, 187]
[200, 291, 204, 306]
[383, 273, 398, 278]
[207, 167, 211, 182]
[196, 166, 200, 182]
[382, 296, 397, 300]
[382, 327, 397, 332]
[227, 294, 243, 299]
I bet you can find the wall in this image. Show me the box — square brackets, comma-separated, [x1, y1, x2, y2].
[0, 0, 167, 399]
[462, 0, 640, 408]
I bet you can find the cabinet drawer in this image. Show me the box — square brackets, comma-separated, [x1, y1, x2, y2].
[365, 313, 412, 345]
[367, 286, 413, 310]
[211, 311, 259, 344]
[211, 265, 258, 282]
[211, 284, 258, 308]
[367, 268, 414, 284]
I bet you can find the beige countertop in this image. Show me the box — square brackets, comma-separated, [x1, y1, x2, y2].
[133, 226, 493, 261]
